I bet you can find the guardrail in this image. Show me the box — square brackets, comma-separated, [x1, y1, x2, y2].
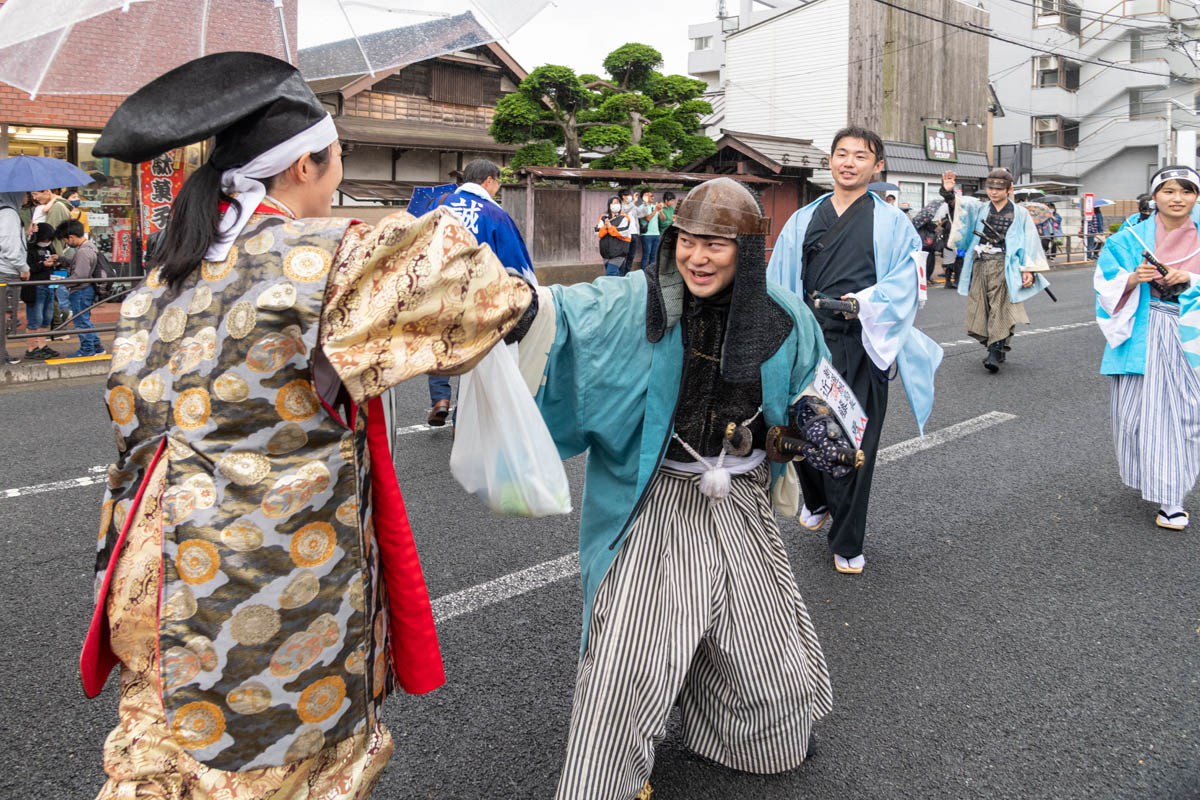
[0, 275, 143, 365]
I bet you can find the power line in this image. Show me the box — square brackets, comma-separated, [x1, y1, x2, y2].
[868, 0, 1179, 77]
[990, 0, 1184, 33]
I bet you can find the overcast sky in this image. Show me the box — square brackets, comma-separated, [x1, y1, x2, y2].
[504, 1, 705, 78]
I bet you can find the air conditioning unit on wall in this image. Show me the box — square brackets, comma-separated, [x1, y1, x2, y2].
[1036, 56, 1059, 71]
[1035, 117, 1060, 132]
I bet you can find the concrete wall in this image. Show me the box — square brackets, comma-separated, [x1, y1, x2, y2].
[1080, 146, 1158, 202]
[724, 1, 851, 148]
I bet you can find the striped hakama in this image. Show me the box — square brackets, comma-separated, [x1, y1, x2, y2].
[966, 252, 1029, 347]
[1111, 299, 1200, 506]
[554, 464, 832, 800]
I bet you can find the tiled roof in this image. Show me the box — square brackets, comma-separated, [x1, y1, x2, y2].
[883, 140, 990, 178]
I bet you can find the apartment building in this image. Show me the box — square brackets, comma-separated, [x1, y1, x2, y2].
[986, 0, 1200, 199]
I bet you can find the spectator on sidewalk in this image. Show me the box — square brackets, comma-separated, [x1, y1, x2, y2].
[596, 194, 633, 276]
[661, 191, 677, 230]
[620, 188, 645, 275]
[55, 220, 103, 357]
[639, 190, 665, 270]
[65, 189, 90, 233]
[0, 192, 28, 360]
[22, 223, 59, 360]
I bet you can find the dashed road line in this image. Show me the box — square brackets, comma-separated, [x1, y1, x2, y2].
[938, 319, 1095, 349]
[429, 410, 1018, 623]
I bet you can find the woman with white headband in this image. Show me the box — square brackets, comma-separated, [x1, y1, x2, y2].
[79, 52, 532, 797]
[1095, 165, 1200, 531]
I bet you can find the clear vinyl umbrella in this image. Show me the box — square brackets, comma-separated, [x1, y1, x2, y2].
[0, 0, 549, 97]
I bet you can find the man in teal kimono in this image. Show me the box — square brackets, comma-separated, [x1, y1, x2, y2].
[767, 127, 943, 575]
[513, 178, 837, 800]
[940, 167, 1051, 372]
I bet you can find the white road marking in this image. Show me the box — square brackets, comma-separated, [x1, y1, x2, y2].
[395, 422, 451, 436]
[430, 411, 1018, 624]
[938, 320, 1095, 349]
[432, 552, 580, 624]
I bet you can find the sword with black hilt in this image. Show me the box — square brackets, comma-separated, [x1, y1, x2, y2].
[1142, 250, 1186, 302]
[764, 424, 865, 469]
[809, 291, 860, 317]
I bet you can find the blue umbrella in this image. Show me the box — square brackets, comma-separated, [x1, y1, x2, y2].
[0, 154, 93, 192]
[868, 181, 900, 193]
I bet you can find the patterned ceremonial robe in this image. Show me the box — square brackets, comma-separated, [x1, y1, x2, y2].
[82, 201, 530, 774]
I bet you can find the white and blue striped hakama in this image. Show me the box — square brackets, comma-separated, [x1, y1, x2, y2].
[554, 463, 833, 800]
[1111, 299, 1200, 507]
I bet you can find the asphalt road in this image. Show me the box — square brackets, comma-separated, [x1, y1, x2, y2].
[1, 265, 1196, 799]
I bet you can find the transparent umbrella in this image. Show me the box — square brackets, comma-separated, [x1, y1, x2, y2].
[0, 0, 549, 97]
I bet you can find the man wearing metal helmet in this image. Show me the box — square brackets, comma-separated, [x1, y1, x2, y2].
[510, 177, 838, 799]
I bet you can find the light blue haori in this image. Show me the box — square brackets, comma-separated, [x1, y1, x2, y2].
[766, 191, 943, 434]
[944, 194, 1051, 306]
[522, 272, 829, 651]
[1094, 210, 1200, 375]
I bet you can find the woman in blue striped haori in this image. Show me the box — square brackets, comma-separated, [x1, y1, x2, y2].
[1095, 165, 1200, 530]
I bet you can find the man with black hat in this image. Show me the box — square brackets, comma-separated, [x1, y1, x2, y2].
[510, 177, 840, 800]
[80, 52, 531, 797]
[941, 167, 1050, 372]
[768, 127, 942, 576]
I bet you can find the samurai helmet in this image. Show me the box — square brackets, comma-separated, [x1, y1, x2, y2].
[645, 177, 792, 384]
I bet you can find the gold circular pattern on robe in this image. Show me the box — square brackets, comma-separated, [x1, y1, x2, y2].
[275, 379, 320, 422]
[225, 300, 257, 340]
[243, 230, 275, 256]
[279, 570, 320, 609]
[266, 423, 308, 455]
[163, 584, 198, 621]
[230, 604, 281, 646]
[285, 726, 326, 762]
[347, 577, 365, 613]
[121, 291, 153, 319]
[145, 268, 165, 289]
[297, 675, 346, 724]
[201, 246, 237, 282]
[173, 388, 211, 430]
[217, 451, 271, 486]
[290, 522, 336, 568]
[187, 285, 213, 315]
[98, 500, 113, 541]
[246, 331, 303, 373]
[256, 281, 297, 311]
[372, 650, 386, 697]
[156, 306, 187, 343]
[186, 635, 219, 671]
[220, 520, 264, 552]
[335, 497, 357, 528]
[171, 701, 226, 749]
[167, 436, 195, 462]
[226, 680, 273, 715]
[168, 339, 204, 376]
[212, 371, 250, 403]
[107, 386, 135, 426]
[176, 539, 220, 585]
[344, 647, 366, 675]
[137, 374, 165, 404]
[162, 646, 201, 691]
[297, 461, 331, 492]
[310, 613, 341, 647]
[113, 499, 130, 532]
[283, 246, 332, 283]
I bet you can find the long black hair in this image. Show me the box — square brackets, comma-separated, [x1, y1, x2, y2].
[153, 146, 333, 289]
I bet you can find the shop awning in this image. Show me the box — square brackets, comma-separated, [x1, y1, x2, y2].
[335, 116, 518, 153]
[883, 141, 990, 179]
[514, 166, 779, 184]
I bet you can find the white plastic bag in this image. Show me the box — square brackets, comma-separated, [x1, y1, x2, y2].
[450, 343, 572, 517]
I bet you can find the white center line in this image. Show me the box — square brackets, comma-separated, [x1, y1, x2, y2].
[429, 410, 1018, 623]
[938, 320, 1095, 349]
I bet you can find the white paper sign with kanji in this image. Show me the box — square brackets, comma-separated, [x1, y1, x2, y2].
[813, 357, 868, 448]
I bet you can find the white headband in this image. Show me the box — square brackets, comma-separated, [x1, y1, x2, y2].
[1150, 166, 1200, 196]
[205, 114, 339, 263]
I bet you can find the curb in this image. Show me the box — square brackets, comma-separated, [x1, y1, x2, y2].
[1, 355, 111, 385]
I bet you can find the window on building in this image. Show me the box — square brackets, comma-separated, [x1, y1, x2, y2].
[721, 15, 739, 32]
[1130, 87, 1162, 120]
[1130, 33, 1146, 61]
[1033, 115, 1080, 148]
[430, 63, 488, 106]
[1033, 56, 1080, 90]
[693, 35, 713, 51]
[1035, 0, 1081, 32]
